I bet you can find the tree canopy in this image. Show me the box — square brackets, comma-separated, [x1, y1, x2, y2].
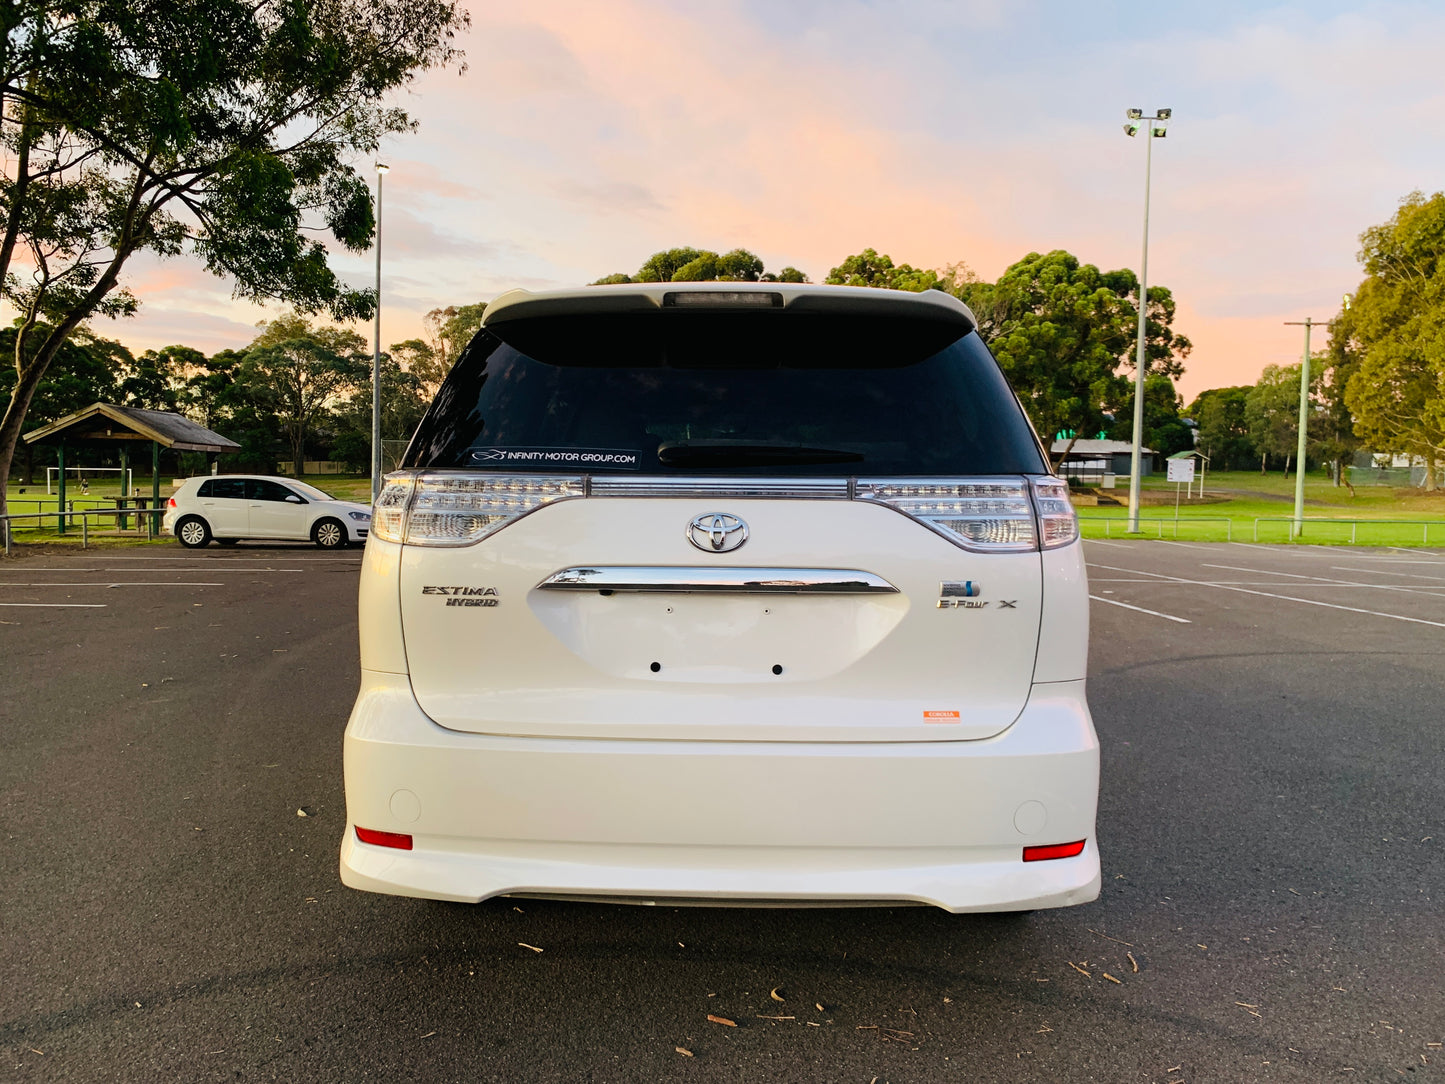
[0, 0, 468, 514]
[1339, 190, 1445, 489]
[956, 250, 1191, 461]
[593, 247, 807, 285]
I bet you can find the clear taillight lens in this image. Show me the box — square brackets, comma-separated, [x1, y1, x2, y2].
[402, 473, 586, 547]
[370, 475, 413, 542]
[1031, 477, 1079, 549]
[855, 479, 1037, 552]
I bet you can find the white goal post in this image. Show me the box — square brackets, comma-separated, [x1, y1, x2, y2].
[45, 466, 134, 495]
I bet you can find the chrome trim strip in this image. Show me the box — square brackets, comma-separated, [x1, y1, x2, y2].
[588, 476, 849, 499]
[535, 566, 899, 594]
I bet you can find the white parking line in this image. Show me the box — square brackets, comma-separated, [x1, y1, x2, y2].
[1089, 577, 1445, 588]
[0, 602, 107, 608]
[0, 582, 224, 588]
[1089, 594, 1190, 623]
[95, 555, 360, 563]
[1089, 562, 1445, 630]
[1332, 565, 1445, 582]
[1201, 562, 1445, 600]
[1082, 538, 1132, 548]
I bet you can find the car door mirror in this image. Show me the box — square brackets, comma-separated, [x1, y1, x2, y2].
[285, 495, 303, 503]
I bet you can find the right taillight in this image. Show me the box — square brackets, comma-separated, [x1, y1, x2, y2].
[854, 477, 1078, 553]
[854, 479, 1037, 552]
[1030, 477, 1079, 549]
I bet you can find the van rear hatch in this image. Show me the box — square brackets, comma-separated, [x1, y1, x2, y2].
[387, 289, 1072, 742]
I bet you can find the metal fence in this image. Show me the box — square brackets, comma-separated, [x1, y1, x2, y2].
[1252, 516, 1442, 544]
[2, 506, 166, 555]
[1077, 515, 1234, 541]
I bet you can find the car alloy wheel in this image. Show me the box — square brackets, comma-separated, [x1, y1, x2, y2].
[176, 516, 211, 548]
[313, 518, 346, 548]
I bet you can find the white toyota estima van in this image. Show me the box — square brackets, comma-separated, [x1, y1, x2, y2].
[341, 282, 1099, 912]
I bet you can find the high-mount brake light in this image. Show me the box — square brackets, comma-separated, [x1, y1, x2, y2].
[663, 291, 783, 308]
[854, 479, 1037, 552]
[1023, 839, 1087, 862]
[1031, 477, 1080, 549]
[403, 473, 586, 547]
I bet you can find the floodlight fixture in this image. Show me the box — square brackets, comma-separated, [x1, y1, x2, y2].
[1127, 108, 1143, 119]
[376, 162, 390, 173]
[1152, 126, 1167, 138]
[1156, 108, 1172, 119]
[1124, 123, 1139, 137]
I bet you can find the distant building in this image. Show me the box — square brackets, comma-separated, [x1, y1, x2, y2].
[1051, 438, 1155, 482]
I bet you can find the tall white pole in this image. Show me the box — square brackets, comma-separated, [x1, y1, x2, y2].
[371, 165, 386, 504]
[1126, 129, 1154, 534]
[1290, 318, 1314, 538]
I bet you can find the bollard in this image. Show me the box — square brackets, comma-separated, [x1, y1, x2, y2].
[82, 515, 88, 549]
[3, 519, 9, 557]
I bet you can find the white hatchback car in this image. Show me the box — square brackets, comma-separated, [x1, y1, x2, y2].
[341, 282, 1099, 912]
[163, 475, 371, 548]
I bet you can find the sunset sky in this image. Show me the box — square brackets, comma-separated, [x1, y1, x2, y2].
[112, 0, 1445, 402]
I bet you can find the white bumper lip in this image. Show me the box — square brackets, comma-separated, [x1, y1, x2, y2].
[340, 672, 1101, 912]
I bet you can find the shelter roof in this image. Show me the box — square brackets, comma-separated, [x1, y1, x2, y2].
[23, 403, 240, 453]
[1051, 438, 1155, 456]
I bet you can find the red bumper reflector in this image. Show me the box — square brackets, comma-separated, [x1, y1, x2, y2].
[355, 826, 413, 850]
[1023, 839, 1087, 862]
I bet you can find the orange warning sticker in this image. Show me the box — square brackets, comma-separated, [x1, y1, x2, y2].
[923, 710, 961, 723]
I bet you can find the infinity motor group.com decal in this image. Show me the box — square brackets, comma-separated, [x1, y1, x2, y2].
[469, 447, 642, 469]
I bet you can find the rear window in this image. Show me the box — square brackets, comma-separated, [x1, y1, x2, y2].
[403, 311, 1047, 475]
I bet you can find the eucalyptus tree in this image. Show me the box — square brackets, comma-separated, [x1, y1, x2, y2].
[0, 0, 467, 511]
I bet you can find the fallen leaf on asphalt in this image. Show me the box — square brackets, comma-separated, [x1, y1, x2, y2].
[420, 1032, 435, 1039]
[1235, 1002, 1258, 1009]
[518, 943, 543, 953]
[770, 987, 785, 1002]
[707, 1014, 736, 1027]
[1128, 952, 1139, 973]
[1103, 973, 1122, 984]
[675, 1047, 693, 1057]
[1068, 962, 1091, 978]
[815, 1002, 825, 1012]
[296, 808, 310, 817]
[757, 1014, 794, 1020]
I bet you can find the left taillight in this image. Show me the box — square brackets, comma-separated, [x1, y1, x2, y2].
[369, 474, 414, 542]
[400, 473, 586, 547]
[167, 497, 176, 508]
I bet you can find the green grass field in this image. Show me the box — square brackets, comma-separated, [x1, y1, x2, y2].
[1076, 470, 1445, 546]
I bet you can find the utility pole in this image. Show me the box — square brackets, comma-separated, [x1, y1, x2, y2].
[1284, 317, 1325, 538]
[1122, 108, 1171, 533]
[371, 162, 389, 505]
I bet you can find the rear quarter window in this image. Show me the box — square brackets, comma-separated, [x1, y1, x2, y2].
[405, 311, 1047, 476]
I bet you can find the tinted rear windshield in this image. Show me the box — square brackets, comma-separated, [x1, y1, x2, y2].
[403, 311, 1047, 475]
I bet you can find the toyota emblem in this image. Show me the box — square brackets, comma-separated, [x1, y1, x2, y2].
[687, 512, 749, 553]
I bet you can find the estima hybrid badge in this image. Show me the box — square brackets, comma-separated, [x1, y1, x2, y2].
[687, 512, 749, 553]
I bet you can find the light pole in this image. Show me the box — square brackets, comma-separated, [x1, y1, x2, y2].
[1122, 107, 1170, 534]
[1284, 302, 1342, 538]
[371, 161, 389, 504]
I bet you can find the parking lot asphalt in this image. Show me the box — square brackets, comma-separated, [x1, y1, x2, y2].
[2, 540, 1443, 1083]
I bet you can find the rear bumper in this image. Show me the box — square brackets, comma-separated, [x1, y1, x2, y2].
[340, 673, 1100, 912]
